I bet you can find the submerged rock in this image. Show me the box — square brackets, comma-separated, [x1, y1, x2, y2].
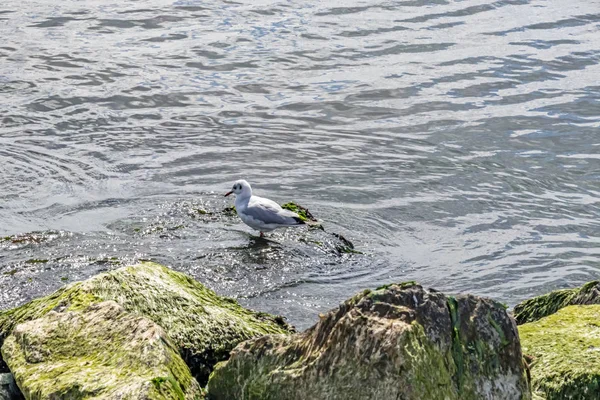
[0, 373, 22, 400]
[513, 281, 600, 324]
[2, 301, 201, 399]
[519, 304, 600, 399]
[207, 282, 530, 400]
[0, 262, 292, 384]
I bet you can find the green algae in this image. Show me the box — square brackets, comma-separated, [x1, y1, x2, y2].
[375, 281, 417, 291]
[447, 296, 465, 392]
[446, 295, 529, 399]
[25, 259, 48, 264]
[488, 313, 509, 347]
[0, 262, 292, 384]
[514, 281, 600, 324]
[139, 224, 186, 236]
[519, 304, 600, 399]
[337, 246, 363, 254]
[280, 202, 317, 222]
[0, 231, 61, 246]
[222, 205, 236, 215]
[2, 301, 202, 399]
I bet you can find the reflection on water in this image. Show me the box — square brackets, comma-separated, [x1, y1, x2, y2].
[1, 0, 599, 329]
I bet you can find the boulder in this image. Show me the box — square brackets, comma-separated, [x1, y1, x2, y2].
[519, 304, 600, 400]
[207, 282, 531, 400]
[513, 281, 600, 325]
[2, 301, 201, 399]
[0, 262, 292, 384]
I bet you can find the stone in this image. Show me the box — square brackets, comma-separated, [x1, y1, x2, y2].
[207, 282, 531, 400]
[513, 281, 600, 325]
[0, 262, 292, 384]
[519, 304, 600, 400]
[2, 301, 202, 399]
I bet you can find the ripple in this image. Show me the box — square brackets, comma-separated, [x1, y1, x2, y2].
[1, 0, 600, 328]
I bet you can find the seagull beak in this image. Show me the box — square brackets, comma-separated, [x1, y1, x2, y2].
[224, 191, 233, 197]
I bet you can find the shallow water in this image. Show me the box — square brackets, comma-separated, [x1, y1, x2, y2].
[1, 0, 599, 329]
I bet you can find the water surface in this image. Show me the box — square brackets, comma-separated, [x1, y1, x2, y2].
[1, 0, 600, 329]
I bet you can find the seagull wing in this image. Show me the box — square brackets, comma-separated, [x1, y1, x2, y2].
[245, 196, 303, 226]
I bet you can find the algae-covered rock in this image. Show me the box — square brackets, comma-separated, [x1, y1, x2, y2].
[519, 304, 600, 399]
[0, 373, 22, 400]
[207, 283, 530, 400]
[2, 301, 202, 399]
[280, 202, 317, 222]
[513, 281, 600, 324]
[0, 262, 292, 384]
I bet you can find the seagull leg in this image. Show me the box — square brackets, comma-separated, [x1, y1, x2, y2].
[260, 232, 265, 238]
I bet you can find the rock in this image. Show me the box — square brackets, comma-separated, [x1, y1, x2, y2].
[207, 282, 530, 400]
[513, 281, 600, 324]
[2, 301, 202, 399]
[0, 262, 292, 384]
[0, 373, 22, 400]
[519, 304, 600, 400]
[280, 202, 318, 222]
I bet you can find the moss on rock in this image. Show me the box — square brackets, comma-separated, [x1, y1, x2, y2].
[0, 262, 292, 384]
[207, 283, 530, 400]
[519, 304, 600, 399]
[280, 202, 317, 222]
[513, 281, 600, 325]
[2, 301, 202, 399]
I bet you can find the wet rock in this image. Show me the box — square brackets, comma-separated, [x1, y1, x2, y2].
[0, 373, 22, 400]
[0, 262, 292, 384]
[513, 281, 600, 324]
[207, 282, 530, 400]
[280, 202, 318, 222]
[519, 304, 600, 400]
[0, 231, 66, 247]
[2, 301, 202, 399]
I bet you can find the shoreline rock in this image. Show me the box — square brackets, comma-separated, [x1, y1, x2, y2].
[519, 304, 600, 400]
[513, 281, 600, 325]
[11, 263, 600, 399]
[0, 262, 293, 385]
[2, 301, 202, 399]
[515, 281, 600, 399]
[207, 282, 531, 400]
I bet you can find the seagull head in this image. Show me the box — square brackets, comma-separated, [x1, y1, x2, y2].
[224, 179, 252, 197]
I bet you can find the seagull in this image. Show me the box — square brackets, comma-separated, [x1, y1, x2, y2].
[224, 179, 305, 237]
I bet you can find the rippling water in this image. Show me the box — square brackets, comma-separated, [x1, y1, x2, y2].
[1, 0, 599, 329]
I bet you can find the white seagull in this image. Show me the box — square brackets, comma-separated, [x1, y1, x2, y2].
[224, 179, 305, 237]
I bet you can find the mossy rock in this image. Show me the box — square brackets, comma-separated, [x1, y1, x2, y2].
[519, 304, 600, 399]
[280, 202, 317, 222]
[513, 281, 600, 324]
[207, 283, 531, 400]
[2, 301, 202, 399]
[0, 262, 292, 384]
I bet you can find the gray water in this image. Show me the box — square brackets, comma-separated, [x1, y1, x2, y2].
[1, 0, 599, 329]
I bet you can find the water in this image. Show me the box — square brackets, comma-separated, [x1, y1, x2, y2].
[1, 0, 599, 330]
